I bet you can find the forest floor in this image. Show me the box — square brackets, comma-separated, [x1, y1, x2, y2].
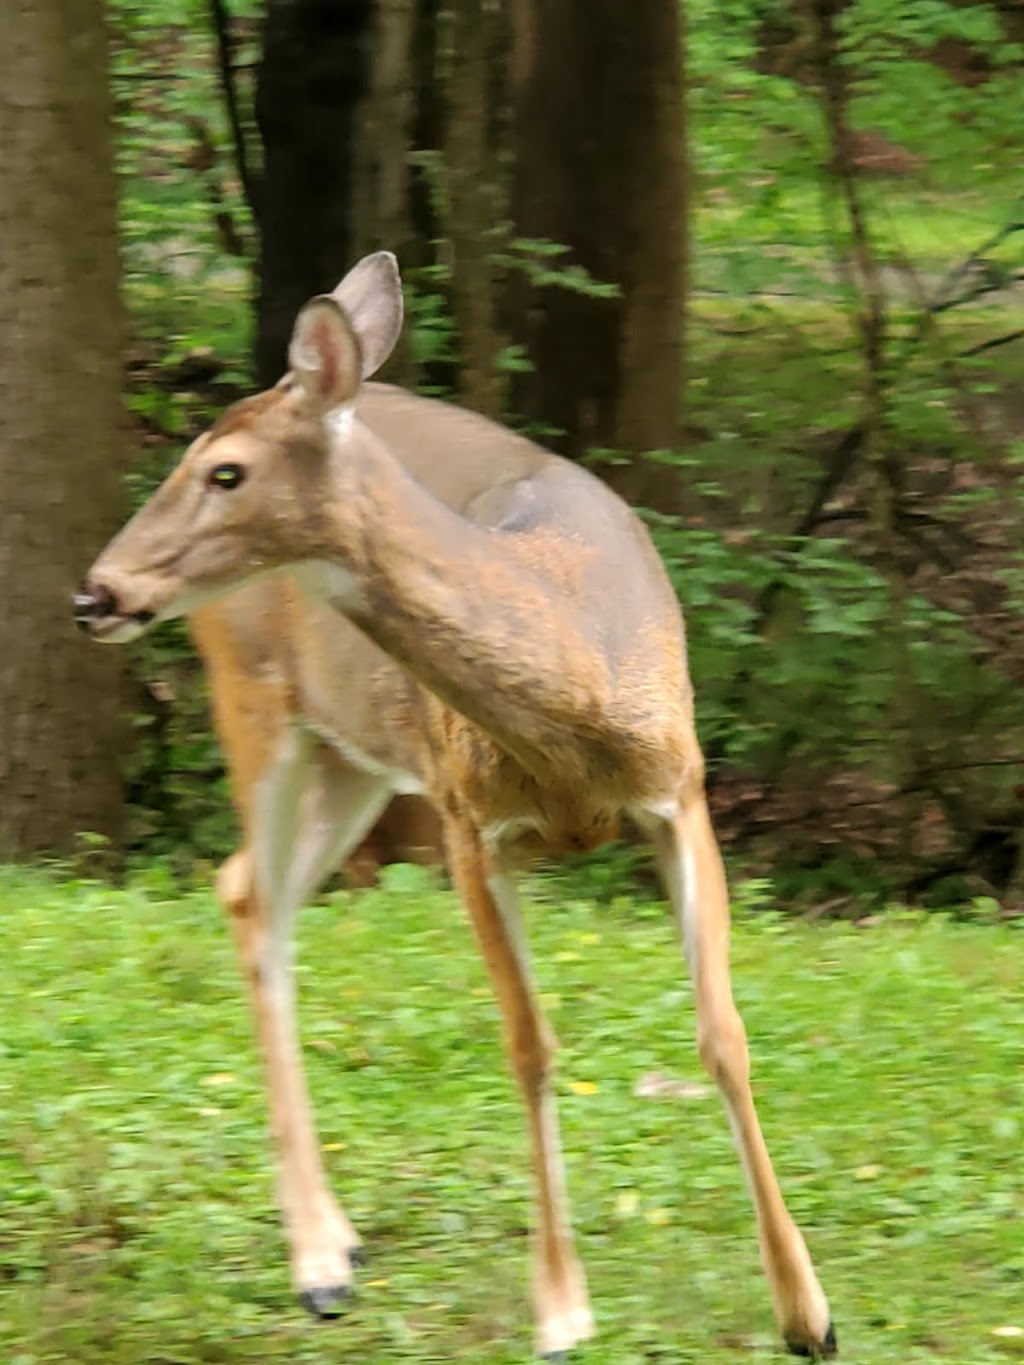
[1, 864, 1022, 1364]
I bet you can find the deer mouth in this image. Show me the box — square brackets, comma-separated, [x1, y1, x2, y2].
[82, 614, 153, 644]
[73, 585, 156, 643]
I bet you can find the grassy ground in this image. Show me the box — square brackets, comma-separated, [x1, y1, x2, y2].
[1, 863, 1022, 1365]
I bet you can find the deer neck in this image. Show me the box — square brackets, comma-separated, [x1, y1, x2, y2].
[296, 424, 599, 772]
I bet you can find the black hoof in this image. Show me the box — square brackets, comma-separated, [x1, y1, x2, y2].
[348, 1245, 367, 1269]
[786, 1322, 837, 1360]
[299, 1283, 353, 1319]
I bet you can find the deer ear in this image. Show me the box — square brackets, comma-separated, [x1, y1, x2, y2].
[288, 296, 363, 410]
[331, 251, 404, 378]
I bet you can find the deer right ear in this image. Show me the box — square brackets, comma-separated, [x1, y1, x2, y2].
[288, 296, 363, 411]
[331, 251, 404, 378]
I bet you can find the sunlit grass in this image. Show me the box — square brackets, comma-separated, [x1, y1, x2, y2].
[1, 863, 1022, 1363]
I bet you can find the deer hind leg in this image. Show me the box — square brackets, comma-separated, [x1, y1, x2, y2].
[219, 730, 390, 1317]
[643, 781, 835, 1359]
[443, 817, 594, 1360]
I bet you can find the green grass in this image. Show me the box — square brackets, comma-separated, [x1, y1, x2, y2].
[1, 864, 1022, 1364]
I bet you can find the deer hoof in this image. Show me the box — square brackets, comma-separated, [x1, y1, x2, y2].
[348, 1245, 367, 1268]
[299, 1284, 353, 1319]
[786, 1321, 837, 1359]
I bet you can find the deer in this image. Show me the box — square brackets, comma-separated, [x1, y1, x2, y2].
[74, 252, 835, 1360]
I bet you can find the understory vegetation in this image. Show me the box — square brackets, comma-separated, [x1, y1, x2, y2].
[2, 866, 1022, 1363]
[108, 0, 1024, 908]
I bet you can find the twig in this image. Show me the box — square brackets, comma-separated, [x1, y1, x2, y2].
[812, 1, 890, 485]
[920, 756, 1024, 777]
[883, 245, 999, 452]
[929, 269, 1024, 318]
[185, 116, 249, 259]
[929, 211, 1024, 309]
[702, 421, 865, 775]
[957, 328, 1024, 359]
[834, 763, 1024, 818]
[208, 0, 260, 223]
[113, 64, 259, 83]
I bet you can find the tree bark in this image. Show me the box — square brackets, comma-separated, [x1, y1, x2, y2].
[254, 0, 427, 388]
[0, 0, 127, 858]
[254, 0, 376, 387]
[441, 0, 509, 418]
[511, 0, 688, 459]
[353, 0, 418, 261]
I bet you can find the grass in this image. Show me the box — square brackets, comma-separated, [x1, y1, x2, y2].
[1, 864, 1023, 1364]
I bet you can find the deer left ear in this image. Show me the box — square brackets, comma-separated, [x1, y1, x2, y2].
[288, 296, 363, 411]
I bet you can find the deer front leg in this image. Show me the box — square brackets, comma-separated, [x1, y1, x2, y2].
[220, 735, 391, 1316]
[443, 819, 594, 1360]
[645, 782, 836, 1359]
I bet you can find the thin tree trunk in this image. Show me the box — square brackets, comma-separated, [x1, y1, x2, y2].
[441, 0, 509, 418]
[812, 0, 914, 856]
[0, 0, 127, 857]
[353, 0, 420, 384]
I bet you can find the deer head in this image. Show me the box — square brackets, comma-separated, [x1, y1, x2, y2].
[74, 252, 403, 642]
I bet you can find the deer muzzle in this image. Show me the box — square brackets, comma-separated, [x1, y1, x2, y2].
[73, 578, 155, 643]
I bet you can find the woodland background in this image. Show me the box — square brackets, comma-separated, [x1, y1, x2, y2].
[3, 0, 1024, 912]
[3, 8, 1024, 1364]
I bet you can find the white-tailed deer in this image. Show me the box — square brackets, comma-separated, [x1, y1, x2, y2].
[75, 253, 835, 1359]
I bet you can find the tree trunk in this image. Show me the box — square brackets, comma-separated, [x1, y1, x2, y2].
[511, 0, 688, 460]
[0, 0, 127, 858]
[254, 0, 376, 387]
[254, 0, 444, 879]
[353, 0, 419, 260]
[441, 0, 510, 418]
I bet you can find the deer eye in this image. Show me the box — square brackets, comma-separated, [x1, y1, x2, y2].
[208, 462, 246, 490]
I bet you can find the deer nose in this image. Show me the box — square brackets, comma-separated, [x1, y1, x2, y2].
[73, 581, 118, 631]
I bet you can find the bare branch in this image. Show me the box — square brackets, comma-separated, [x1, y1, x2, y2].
[958, 328, 1024, 360]
[208, 0, 260, 224]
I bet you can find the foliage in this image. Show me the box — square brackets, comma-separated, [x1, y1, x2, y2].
[652, 290, 1024, 902]
[1, 865, 1022, 1361]
[689, 0, 1024, 293]
[663, 0, 1024, 903]
[108, 0, 258, 864]
[111, 0, 257, 349]
[107, 0, 1024, 902]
